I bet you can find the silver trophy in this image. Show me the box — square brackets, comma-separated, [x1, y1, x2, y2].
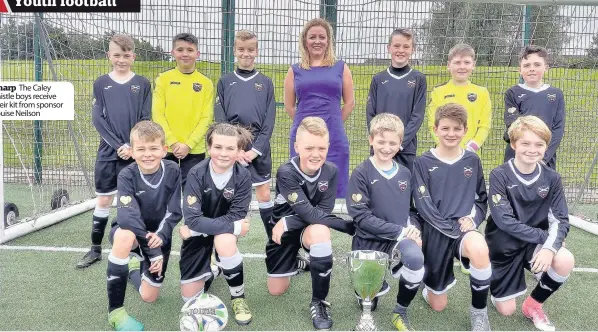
[347, 250, 389, 331]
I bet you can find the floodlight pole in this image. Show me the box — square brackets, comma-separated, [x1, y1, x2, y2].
[221, 0, 235, 74]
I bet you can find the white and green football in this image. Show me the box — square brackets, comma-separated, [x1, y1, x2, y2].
[180, 293, 228, 331]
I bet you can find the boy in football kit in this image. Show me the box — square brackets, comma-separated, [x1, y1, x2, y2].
[178, 123, 255, 326]
[214, 30, 276, 239]
[426, 43, 492, 154]
[366, 28, 427, 172]
[267, 117, 355, 330]
[413, 103, 492, 331]
[503, 45, 565, 170]
[78, 34, 152, 269]
[487, 115, 574, 331]
[153, 33, 214, 189]
[347, 113, 424, 331]
[105, 121, 182, 331]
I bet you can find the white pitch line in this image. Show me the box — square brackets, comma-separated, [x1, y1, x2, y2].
[0, 244, 267, 258]
[1, 244, 597, 274]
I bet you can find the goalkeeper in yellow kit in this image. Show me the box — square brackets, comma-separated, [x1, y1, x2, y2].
[427, 43, 492, 154]
[152, 33, 214, 189]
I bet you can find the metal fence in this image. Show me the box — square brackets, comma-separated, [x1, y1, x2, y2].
[1, 0, 597, 220]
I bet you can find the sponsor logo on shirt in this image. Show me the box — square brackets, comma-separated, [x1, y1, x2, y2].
[407, 80, 416, 88]
[318, 181, 329, 192]
[187, 195, 197, 206]
[223, 187, 235, 200]
[381, 80, 389, 84]
[464, 166, 473, 178]
[119, 195, 132, 205]
[417, 185, 429, 199]
[491, 194, 504, 207]
[287, 192, 298, 203]
[130, 85, 140, 93]
[547, 94, 556, 102]
[255, 83, 263, 91]
[537, 186, 550, 198]
[104, 85, 112, 90]
[193, 83, 202, 92]
[398, 180, 408, 192]
[444, 94, 455, 99]
[170, 81, 180, 85]
[517, 93, 526, 99]
[467, 92, 477, 102]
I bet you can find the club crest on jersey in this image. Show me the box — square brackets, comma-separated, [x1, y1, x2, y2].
[537, 186, 550, 198]
[187, 195, 197, 206]
[468, 93, 477, 102]
[547, 94, 556, 102]
[464, 166, 473, 178]
[223, 188, 235, 200]
[255, 83, 263, 91]
[351, 193, 362, 202]
[398, 180, 408, 192]
[119, 196, 131, 205]
[318, 181, 329, 192]
[130, 85, 140, 93]
[288, 192, 298, 203]
[507, 107, 517, 114]
[193, 83, 202, 92]
[407, 80, 416, 88]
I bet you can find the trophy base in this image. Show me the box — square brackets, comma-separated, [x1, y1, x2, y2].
[354, 313, 377, 331]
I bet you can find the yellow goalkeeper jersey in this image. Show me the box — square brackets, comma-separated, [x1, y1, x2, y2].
[426, 80, 492, 151]
[152, 67, 214, 154]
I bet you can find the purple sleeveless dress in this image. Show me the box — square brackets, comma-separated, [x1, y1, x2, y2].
[289, 60, 349, 198]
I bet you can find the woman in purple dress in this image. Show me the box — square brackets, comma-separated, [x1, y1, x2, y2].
[284, 18, 355, 198]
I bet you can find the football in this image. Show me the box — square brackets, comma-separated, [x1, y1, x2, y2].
[180, 293, 228, 331]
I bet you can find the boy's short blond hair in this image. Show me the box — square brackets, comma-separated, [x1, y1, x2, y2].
[369, 113, 405, 141]
[508, 115, 552, 145]
[435, 103, 468, 128]
[448, 43, 475, 62]
[297, 116, 329, 137]
[235, 30, 258, 47]
[110, 34, 135, 52]
[130, 121, 165, 146]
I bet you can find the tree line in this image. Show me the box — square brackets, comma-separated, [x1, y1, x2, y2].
[0, 18, 168, 61]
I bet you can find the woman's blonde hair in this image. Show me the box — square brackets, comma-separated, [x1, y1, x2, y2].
[298, 18, 337, 69]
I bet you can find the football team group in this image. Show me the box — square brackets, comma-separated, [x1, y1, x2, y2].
[76, 16, 572, 332]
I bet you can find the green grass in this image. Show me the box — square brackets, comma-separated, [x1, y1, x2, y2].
[1, 211, 598, 330]
[2, 60, 597, 191]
